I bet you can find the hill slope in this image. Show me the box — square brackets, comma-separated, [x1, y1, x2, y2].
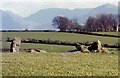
[1, 3, 118, 30]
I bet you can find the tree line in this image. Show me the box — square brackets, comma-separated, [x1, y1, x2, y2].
[52, 14, 119, 32]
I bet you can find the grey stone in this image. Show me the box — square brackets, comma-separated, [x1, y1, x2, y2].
[75, 43, 86, 52]
[10, 37, 21, 52]
[101, 47, 109, 53]
[28, 49, 47, 53]
[88, 40, 102, 52]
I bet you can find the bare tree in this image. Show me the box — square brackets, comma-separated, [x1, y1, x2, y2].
[96, 14, 117, 31]
[85, 14, 118, 32]
[52, 16, 70, 31]
[85, 16, 96, 32]
[52, 16, 82, 32]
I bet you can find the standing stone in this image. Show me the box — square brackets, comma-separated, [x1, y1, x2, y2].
[10, 37, 21, 52]
[97, 40, 102, 51]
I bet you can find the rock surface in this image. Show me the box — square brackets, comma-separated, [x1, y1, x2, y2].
[75, 43, 90, 53]
[28, 49, 47, 53]
[88, 40, 102, 52]
[10, 37, 21, 52]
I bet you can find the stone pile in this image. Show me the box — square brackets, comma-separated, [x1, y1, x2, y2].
[75, 40, 108, 53]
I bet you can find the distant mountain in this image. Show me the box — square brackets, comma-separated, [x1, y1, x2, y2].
[1, 9, 40, 30]
[1, 3, 118, 30]
[25, 3, 118, 29]
[1, 9, 24, 29]
[87, 3, 117, 15]
[26, 8, 92, 22]
[79, 3, 118, 23]
[25, 8, 92, 27]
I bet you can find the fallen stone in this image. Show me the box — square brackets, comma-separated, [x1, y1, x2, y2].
[28, 49, 47, 53]
[75, 43, 86, 52]
[88, 40, 102, 52]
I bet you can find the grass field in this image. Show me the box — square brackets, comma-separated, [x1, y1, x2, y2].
[2, 52, 118, 76]
[2, 32, 118, 45]
[2, 32, 119, 76]
[2, 42, 75, 53]
[2, 32, 119, 52]
[92, 32, 120, 36]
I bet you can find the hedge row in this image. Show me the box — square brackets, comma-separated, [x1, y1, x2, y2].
[66, 31, 120, 38]
[21, 39, 82, 46]
[6, 38, 120, 49]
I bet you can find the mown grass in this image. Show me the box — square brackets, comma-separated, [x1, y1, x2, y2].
[2, 32, 118, 45]
[2, 32, 119, 76]
[2, 32, 118, 52]
[2, 42, 75, 53]
[92, 32, 120, 36]
[2, 52, 118, 76]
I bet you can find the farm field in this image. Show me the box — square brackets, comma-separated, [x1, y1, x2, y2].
[2, 42, 75, 53]
[2, 32, 118, 46]
[2, 32, 119, 52]
[2, 32, 119, 76]
[2, 52, 118, 76]
[2, 42, 118, 53]
[92, 32, 120, 36]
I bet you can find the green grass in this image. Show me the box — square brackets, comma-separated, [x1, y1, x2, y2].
[2, 52, 118, 76]
[2, 32, 118, 52]
[21, 43, 75, 53]
[2, 32, 118, 76]
[2, 32, 118, 45]
[2, 42, 75, 53]
[92, 32, 120, 36]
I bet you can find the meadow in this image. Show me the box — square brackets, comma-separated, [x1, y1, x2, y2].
[2, 52, 118, 76]
[92, 32, 119, 36]
[2, 32, 119, 52]
[2, 32, 118, 45]
[2, 32, 119, 76]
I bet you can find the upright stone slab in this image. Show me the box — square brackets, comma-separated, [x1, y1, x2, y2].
[97, 40, 102, 51]
[10, 37, 21, 52]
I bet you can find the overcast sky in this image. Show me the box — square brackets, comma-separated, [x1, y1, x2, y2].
[0, 0, 119, 17]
